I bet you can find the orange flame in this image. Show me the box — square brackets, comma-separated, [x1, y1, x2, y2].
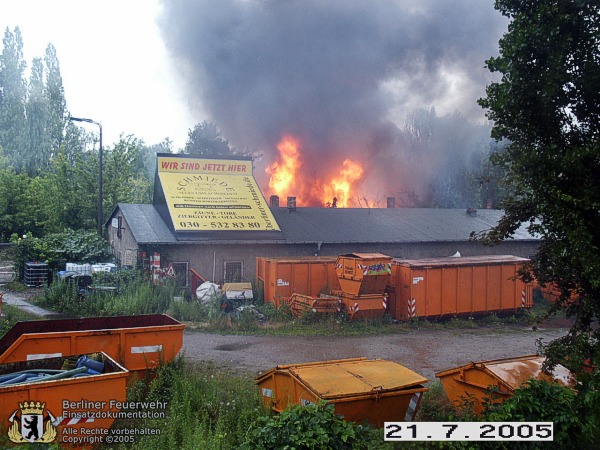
[266, 135, 367, 207]
[321, 159, 364, 207]
[266, 135, 301, 195]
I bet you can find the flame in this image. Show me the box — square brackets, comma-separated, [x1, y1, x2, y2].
[266, 135, 367, 207]
[266, 135, 301, 195]
[321, 159, 364, 207]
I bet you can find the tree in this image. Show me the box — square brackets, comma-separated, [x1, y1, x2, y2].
[477, 1, 600, 372]
[184, 120, 237, 158]
[43, 44, 67, 160]
[0, 148, 37, 239]
[103, 135, 153, 207]
[25, 57, 48, 175]
[0, 27, 27, 171]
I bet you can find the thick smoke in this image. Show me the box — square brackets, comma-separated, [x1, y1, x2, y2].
[158, 0, 507, 206]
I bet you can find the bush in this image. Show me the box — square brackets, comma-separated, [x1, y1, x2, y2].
[121, 358, 262, 450]
[243, 402, 373, 449]
[11, 229, 112, 279]
[484, 378, 584, 449]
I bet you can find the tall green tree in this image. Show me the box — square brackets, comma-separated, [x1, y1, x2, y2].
[184, 120, 236, 158]
[25, 57, 48, 175]
[103, 135, 153, 208]
[0, 27, 27, 171]
[477, 1, 600, 371]
[43, 44, 67, 156]
[0, 147, 37, 239]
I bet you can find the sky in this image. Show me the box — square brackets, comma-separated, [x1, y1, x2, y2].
[1, 0, 198, 149]
[1, 0, 509, 202]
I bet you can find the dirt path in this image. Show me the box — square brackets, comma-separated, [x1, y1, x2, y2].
[182, 324, 569, 382]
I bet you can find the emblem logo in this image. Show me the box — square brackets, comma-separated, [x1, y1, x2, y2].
[7, 401, 57, 444]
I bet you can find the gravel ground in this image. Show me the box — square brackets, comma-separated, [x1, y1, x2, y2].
[182, 323, 570, 382]
[0, 278, 571, 383]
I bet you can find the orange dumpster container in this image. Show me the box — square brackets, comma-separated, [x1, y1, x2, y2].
[256, 357, 428, 427]
[0, 352, 128, 446]
[0, 314, 185, 372]
[256, 256, 340, 307]
[337, 292, 388, 320]
[387, 255, 533, 320]
[436, 354, 575, 414]
[537, 282, 579, 304]
[287, 293, 340, 317]
[335, 253, 392, 296]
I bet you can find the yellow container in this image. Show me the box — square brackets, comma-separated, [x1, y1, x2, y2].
[436, 354, 575, 414]
[256, 357, 428, 427]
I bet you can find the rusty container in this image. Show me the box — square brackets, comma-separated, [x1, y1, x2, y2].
[0, 314, 185, 372]
[256, 256, 340, 307]
[436, 354, 575, 414]
[335, 253, 392, 296]
[0, 352, 128, 444]
[387, 255, 533, 320]
[256, 357, 428, 427]
[287, 293, 340, 317]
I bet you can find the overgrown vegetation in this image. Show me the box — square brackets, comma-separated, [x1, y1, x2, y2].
[114, 358, 263, 449]
[476, 0, 600, 376]
[10, 229, 113, 279]
[243, 402, 380, 450]
[0, 303, 39, 339]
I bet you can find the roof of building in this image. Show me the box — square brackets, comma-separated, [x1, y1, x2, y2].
[111, 203, 537, 245]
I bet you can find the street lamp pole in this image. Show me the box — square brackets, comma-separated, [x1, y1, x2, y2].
[69, 116, 103, 235]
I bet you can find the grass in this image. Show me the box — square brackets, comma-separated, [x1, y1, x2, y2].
[0, 304, 40, 338]
[112, 357, 264, 449]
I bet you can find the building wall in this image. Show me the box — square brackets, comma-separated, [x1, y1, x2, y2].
[106, 213, 139, 267]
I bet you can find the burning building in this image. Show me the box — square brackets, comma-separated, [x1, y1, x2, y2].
[106, 153, 538, 295]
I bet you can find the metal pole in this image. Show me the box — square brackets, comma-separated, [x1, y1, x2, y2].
[68, 116, 103, 235]
[98, 123, 103, 236]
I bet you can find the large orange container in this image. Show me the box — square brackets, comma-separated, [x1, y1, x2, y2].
[0, 314, 185, 372]
[335, 253, 392, 296]
[387, 255, 533, 320]
[256, 256, 340, 307]
[0, 352, 128, 446]
[436, 354, 575, 414]
[256, 357, 428, 427]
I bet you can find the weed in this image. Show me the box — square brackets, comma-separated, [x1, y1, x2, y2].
[1, 281, 26, 292]
[116, 358, 262, 450]
[0, 304, 39, 338]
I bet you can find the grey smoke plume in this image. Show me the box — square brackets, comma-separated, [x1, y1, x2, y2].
[159, 0, 507, 206]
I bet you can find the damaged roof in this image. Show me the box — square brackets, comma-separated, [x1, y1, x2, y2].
[111, 203, 537, 245]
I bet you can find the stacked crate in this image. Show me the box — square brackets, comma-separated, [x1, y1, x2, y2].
[24, 262, 48, 287]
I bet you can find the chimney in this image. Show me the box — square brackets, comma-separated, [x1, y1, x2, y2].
[287, 196, 296, 212]
[387, 197, 396, 208]
[270, 195, 280, 208]
[466, 208, 477, 216]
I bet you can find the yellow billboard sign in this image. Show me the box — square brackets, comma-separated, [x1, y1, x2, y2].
[157, 156, 280, 232]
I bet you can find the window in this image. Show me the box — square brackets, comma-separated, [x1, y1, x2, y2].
[224, 261, 243, 283]
[117, 216, 123, 239]
[172, 262, 189, 287]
